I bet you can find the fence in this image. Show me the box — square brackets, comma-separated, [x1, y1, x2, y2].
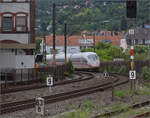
[100, 60, 150, 73]
[0, 64, 70, 88]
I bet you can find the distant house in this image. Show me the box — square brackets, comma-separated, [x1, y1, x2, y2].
[38, 33, 122, 54]
[0, 0, 35, 69]
[126, 25, 150, 45]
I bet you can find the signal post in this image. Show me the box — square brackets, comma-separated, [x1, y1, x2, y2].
[126, 0, 137, 92]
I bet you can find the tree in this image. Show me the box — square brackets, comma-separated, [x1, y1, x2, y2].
[121, 17, 127, 31]
[35, 38, 42, 54]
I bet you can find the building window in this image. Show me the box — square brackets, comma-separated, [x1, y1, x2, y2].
[2, 0, 13, 2]
[145, 40, 150, 44]
[2, 16, 13, 31]
[138, 40, 143, 45]
[16, 16, 26, 32]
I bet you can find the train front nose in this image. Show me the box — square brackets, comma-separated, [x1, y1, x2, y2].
[91, 60, 100, 68]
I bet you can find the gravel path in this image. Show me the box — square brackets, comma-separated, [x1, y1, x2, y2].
[1, 73, 104, 104]
[1, 74, 147, 118]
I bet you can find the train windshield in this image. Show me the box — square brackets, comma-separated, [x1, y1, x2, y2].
[88, 54, 98, 61]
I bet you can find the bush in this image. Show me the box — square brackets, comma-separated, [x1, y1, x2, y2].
[82, 101, 93, 111]
[67, 60, 74, 74]
[118, 66, 128, 74]
[41, 74, 47, 83]
[141, 66, 150, 80]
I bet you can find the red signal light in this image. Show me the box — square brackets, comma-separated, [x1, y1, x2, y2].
[130, 1, 134, 6]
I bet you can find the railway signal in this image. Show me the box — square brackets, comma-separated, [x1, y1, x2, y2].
[35, 97, 45, 116]
[126, 1, 137, 18]
[103, 70, 109, 79]
[130, 46, 134, 60]
[129, 28, 136, 91]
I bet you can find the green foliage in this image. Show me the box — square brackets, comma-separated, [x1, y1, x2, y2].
[65, 109, 90, 118]
[67, 60, 74, 74]
[41, 74, 47, 83]
[121, 17, 127, 31]
[114, 90, 130, 99]
[99, 65, 128, 74]
[141, 66, 150, 80]
[82, 43, 148, 62]
[134, 46, 149, 60]
[94, 42, 124, 61]
[136, 86, 150, 96]
[42, 59, 48, 65]
[50, 49, 58, 54]
[62, 101, 93, 118]
[118, 66, 128, 74]
[109, 102, 129, 112]
[82, 101, 94, 111]
[35, 39, 42, 54]
[81, 48, 94, 52]
[134, 46, 148, 54]
[36, 0, 149, 35]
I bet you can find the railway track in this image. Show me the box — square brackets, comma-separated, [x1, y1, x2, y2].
[1, 71, 94, 94]
[0, 73, 129, 115]
[93, 101, 150, 118]
[134, 111, 150, 118]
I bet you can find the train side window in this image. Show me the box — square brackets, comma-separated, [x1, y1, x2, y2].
[71, 58, 80, 62]
[56, 59, 64, 62]
[82, 58, 87, 64]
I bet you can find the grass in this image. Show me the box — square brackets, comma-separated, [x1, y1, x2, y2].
[115, 107, 150, 118]
[59, 101, 93, 118]
[114, 89, 130, 99]
[109, 102, 130, 112]
[136, 86, 150, 96]
[58, 85, 150, 118]
[68, 74, 74, 78]
[114, 85, 150, 99]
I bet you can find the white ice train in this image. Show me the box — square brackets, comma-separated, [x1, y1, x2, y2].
[46, 52, 100, 69]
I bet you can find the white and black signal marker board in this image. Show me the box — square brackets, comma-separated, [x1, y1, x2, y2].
[103, 70, 109, 79]
[46, 75, 53, 86]
[129, 70, 136, 79]
[35, 97, 45, 115]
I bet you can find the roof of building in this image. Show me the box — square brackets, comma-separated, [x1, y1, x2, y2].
[42, 35, 122, 46]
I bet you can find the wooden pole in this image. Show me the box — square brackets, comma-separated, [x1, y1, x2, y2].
[93, 32, 96, 52]
[52, 3, 56, 65]
[64, 23, 67, 65]
[112, 76, 114, 101]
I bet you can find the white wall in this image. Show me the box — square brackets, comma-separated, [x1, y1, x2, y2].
[0, 53, 16, 69]
[0, 34, 30, 44]
[0, 53, 35, 69]
[15, 55, 35, 69]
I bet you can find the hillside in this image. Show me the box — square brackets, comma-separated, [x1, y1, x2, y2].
[35, 0, 150, 36]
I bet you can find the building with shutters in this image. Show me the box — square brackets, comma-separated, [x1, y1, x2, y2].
[126, 25, 150, 45]
[0, 0, 35, 69]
